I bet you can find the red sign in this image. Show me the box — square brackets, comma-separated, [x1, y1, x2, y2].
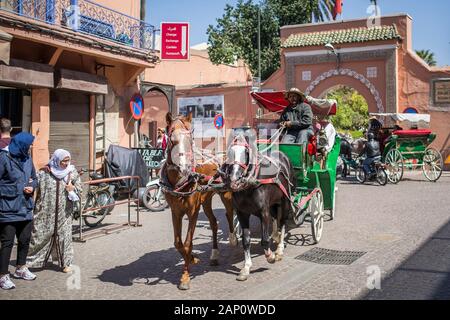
[160, 22, 190, 61]
[214, 114, 224, 129]
[130, 93, 144, 120]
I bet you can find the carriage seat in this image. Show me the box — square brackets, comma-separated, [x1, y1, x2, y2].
[393, 129, 432, 137]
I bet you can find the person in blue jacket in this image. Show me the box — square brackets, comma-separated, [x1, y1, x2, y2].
[0, 132, 38, 290]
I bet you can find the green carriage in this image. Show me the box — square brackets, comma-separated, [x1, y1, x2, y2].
[370, 113, 443, 183]
[252, 91, 341, 244]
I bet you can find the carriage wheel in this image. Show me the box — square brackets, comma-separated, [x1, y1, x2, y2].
[310, 190, 324, 244]
[422, 147, 443, 182]
[385, 149, 404, 184]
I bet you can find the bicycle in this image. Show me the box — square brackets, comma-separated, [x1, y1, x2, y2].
[76, 169, 116, 228]
[356, 159, 388, 186]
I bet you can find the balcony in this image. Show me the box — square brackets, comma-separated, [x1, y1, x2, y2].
[0, 0, 156, 51]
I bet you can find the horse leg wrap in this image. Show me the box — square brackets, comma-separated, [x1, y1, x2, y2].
[229, 232, 238, 247]
[209, 249, 219, 266]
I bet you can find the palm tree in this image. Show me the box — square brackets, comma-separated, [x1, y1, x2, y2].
[415, 49, 437, 67]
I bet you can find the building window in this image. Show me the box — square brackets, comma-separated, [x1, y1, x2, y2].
[367, 67, 377, 78]
[302, 71, 311, 81]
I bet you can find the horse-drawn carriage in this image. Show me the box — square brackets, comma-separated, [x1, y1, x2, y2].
[251, 91, 341, 244]
[369, 113, 443, 183]
[161, 91, 341, 289]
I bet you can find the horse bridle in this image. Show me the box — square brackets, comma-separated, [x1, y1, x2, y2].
[166, 117, 195, 172]
[228, 136, 256, 179]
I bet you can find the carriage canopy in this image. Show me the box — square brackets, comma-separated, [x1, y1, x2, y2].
[251, 91, 337, 116]
[369, 113, 431, 129]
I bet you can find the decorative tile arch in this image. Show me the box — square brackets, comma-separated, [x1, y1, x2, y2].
[305, 68, 384, 113]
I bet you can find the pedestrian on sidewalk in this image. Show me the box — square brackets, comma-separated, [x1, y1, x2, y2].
[27, 149, 82, 273]
[0, 132, 38, 290]
[0, 118, 12, 150]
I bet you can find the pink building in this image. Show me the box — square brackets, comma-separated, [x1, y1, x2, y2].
[0, 0, 157, 169]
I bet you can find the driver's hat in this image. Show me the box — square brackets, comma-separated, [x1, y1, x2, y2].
[284, 87, 306, 100]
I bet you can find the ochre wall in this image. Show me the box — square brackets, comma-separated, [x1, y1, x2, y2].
[31, 89, 50, 169]
[94, 0, 141, 20]
[144, 50, 252, 88]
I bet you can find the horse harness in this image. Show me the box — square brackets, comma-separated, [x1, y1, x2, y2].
[160, 118, 224, 197]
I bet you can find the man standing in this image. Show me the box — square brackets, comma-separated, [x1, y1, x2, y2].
[278, 88, 314, 144]
[0, 118, 12, 149]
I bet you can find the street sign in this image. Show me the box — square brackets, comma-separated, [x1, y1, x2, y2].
[214, 114, 224, 130]
[130, 93, 144, 120]
[160, 22, 189, 61]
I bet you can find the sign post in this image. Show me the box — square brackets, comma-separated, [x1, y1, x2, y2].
[161, 22, 190, 61]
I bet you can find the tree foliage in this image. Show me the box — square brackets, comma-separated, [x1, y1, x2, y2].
[207, 0, 335, 80]
[326, 87, 369, 131]
[415, 49, 437, 67]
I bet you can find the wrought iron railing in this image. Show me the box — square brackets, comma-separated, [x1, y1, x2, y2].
[0, 0, 156, 51]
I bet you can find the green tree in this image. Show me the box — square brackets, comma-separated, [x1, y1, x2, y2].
[415, 49, 437, 67]
[207, 0, 335, 80]
[326, 87, 369, 132]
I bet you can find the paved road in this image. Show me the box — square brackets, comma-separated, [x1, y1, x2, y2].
[2, 172, 449, 300]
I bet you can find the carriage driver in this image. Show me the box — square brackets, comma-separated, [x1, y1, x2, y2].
[277, 88, 314, 144]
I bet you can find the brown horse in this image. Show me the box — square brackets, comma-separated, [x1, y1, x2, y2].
[161, 112, 236, 290]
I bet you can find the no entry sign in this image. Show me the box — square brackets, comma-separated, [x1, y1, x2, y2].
[160, 22, 190, 61]
[130, 93, 144, 120]
[214, 114, 224, 130]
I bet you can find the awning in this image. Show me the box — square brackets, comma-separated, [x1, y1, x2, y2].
[0, 29, 12, 65]
[56, 68, 108, 94]
[251, 91, 337, 115]
[369, 113, 431, 124]
[0, 59, 54, 88]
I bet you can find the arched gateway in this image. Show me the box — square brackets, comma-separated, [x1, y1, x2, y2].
[262, 14, 450, 169]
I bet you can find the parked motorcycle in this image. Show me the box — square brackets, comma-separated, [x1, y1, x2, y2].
[142, 177, 169, 212]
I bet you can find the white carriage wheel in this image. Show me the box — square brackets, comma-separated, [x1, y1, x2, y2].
[385, 149, 403, 184]
[422, 147, 443, 182]
[310, 190, 324, 244]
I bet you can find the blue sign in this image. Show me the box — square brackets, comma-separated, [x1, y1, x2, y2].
[403, 107, 418, 114]
[130, 94, 144, 120]
[214, 114, 224, 129]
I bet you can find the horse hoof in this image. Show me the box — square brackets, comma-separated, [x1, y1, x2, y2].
[178, 282, 190, 290]
[236, 273, 248, 281]
[209, 259, 219, 266]
[267, 256, 276, 264]
[275, 254, 283, 262]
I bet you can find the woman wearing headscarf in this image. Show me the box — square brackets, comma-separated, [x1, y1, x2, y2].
[27, 149, 82, 273]
[0, 133, 38, 290]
